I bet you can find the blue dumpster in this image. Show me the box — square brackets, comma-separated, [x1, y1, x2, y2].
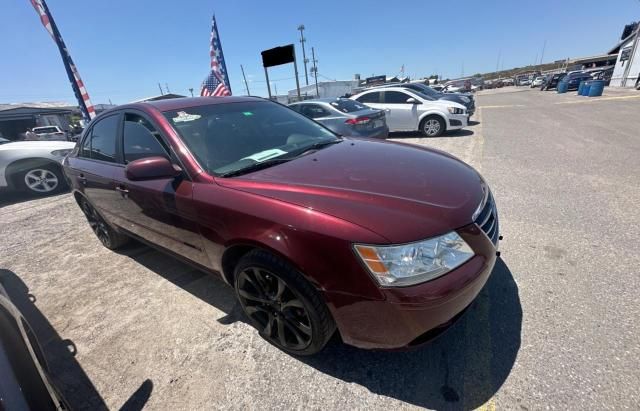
[557, 81, 568, 93]
[578, 81, 587, 95]
[581, 81, 592, 96]
[588, 80, 605, 97]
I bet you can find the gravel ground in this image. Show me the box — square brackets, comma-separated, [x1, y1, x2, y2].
[1, 87, 639, 410]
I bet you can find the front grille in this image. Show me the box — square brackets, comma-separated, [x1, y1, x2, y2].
[450, 119, 462, 126]
[474, 190, 499, 245]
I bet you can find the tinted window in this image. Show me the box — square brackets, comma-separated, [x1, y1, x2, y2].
[123, 114, 168, 163]
[329, 99, 368, 113]
[356, 92, 380, 104]
[164, 101, 337, 176]
[384, 91, 412, 104]
[80, 132, 91, 158]
[34, 127, 59, 134]
[88, 115, 118, 162]
[300, 104, 330, 119]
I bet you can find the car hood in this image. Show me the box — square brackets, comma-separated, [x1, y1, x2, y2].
[217, 139, 484, 243]
[425, 98, 466, 110]
[0, 141, 75, 152]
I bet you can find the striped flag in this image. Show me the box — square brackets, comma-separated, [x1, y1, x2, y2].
[201, 15, 231, 97]
[29, 0, 96, 120]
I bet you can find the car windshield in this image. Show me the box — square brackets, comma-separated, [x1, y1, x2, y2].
[413, 85, 440, 97]
[329, 99, 369, 113]
[164, 101, 339, 177]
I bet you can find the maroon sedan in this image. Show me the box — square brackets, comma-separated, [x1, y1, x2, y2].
[63, 97, 499, 355]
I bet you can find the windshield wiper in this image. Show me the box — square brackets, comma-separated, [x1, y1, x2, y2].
[290, 138, 343, 157]
[218, 158, 292, 178]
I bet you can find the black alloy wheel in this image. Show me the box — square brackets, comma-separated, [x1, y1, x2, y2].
[79, 198, 128, 250]
[234, 250, 335, 355]
[237, 267, 312, 350]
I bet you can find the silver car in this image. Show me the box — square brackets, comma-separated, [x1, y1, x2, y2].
[289, 98, 389, 138]
[0, 141, 75, 196]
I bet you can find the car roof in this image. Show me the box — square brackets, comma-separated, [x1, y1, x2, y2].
[291, 98, 350, 104]
[118, 96, 265, 113]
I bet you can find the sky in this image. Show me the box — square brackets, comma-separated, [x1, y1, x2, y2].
[1, 0, 638, 104]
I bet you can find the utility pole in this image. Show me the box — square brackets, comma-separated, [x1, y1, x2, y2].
[297, 25, 309, 85]
[540, 39, 547, 65]
[188, 88, 194, 97]
[240, 64, 250, 95]
[311, 47, 319, 97]
[461, 61, 464, 78]
[496, 50, 501, 74]
[158, 83, 164, 95]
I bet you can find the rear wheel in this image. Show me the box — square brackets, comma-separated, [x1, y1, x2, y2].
[14, 164, 67, 196]
[234, 250, 335, 356]
[420, 115, 445, 137]
[79, 198, 129, 250]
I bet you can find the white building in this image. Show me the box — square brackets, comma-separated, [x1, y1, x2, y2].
[609, 27, 640, 87]
[288, 80, 359, 101]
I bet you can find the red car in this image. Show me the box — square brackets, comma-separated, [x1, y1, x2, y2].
[63, 97, 499, 355]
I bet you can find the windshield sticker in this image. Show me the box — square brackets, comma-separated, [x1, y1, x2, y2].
[241, 149, 286, 162]
[172, 111, 201, 123]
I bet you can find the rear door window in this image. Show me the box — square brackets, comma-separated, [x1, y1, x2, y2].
[300, 104, 330, 119]
[87, 115, 119, 163]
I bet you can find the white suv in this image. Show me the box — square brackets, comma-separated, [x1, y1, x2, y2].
[350, 87, 467, 137]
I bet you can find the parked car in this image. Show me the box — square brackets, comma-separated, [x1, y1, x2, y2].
[563, 72, 592, 91]
[63, 96, 499, 355]
[0, 277, 70, 410]
[540, 73, 566, 90]
[377, 83, 476, 117]
[518, 78, 531, 86]
[288, 98, 388, 139]
[30, 126, 68, 141]
[0, 137, 10, 145]
[350, 87, 467, 136]
[531, 77, 544, 87]
[430, 84, 445, 92]
[0, 141, 75, 196]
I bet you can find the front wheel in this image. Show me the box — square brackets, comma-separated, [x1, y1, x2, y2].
[420, 116, 445, 137]
[234, 250, 335, 356]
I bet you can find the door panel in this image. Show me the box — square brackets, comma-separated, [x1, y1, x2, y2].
[382, 91, 420, 131]
[111, 170, 208, 266]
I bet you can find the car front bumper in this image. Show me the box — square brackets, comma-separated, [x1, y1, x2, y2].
[447, 114, 468, 130]
[323, 224, 497, 349]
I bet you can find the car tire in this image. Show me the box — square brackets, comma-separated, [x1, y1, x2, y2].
[234, 249, 336, 356]
[79, 198, 129, 250]
[14, 164, 67, 196]
[420, 115, 445, 137]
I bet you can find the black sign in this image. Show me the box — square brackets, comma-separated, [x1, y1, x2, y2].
[620, 46, 632, 62]
[261, 44, 295, 68]
[365, 75, 386, 85]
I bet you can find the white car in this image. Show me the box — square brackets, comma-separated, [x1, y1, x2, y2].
[350, 87, 467, 137]
[31, 126, 67, 141]
[531, 77, 544, 87]
[0, 140, 75, 195]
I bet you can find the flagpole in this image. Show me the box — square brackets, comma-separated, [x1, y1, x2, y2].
[240, 65, 250, 95]
[32, 0, 95, 121]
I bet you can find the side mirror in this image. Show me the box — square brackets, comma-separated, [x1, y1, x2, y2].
[406, 98, 420, 104]
[125, 156, 181, 181]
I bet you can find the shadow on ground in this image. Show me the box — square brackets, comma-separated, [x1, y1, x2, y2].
[389, 128, 475, 139]
[0, 269, 153, 411]
[0, 190, 68, 208]
[119, 244, 521, 410]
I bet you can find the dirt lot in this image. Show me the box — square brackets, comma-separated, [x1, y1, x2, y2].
[1, 87, 639, 410]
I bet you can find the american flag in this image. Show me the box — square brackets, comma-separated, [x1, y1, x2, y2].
[201, 15, 231, 97]
[30, 0, 96, 120]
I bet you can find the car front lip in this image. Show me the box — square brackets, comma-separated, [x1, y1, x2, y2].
[322, 223, 497, 349]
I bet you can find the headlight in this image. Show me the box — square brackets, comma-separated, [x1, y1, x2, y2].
[447, 107, 464, 115]
[51, 149, 72, 157]
[354, 232, 474, 287]
[460, 96, 470, 103]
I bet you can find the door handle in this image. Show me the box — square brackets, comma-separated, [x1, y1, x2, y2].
[115, 185, 129, 197]
[78, 174, 87, 185]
